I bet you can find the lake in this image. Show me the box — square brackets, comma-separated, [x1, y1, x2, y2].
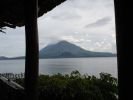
[0, 57, 118, 77]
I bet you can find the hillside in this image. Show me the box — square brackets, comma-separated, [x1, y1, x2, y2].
[39, 41, 116, 58]
[0, 41, 116, 60]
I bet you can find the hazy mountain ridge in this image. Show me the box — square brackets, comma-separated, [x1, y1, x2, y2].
[39, 41, 116, 58]
[0, 56, 9, 60]
[0, 41, 116, 60]
[0, 56, 25, 60]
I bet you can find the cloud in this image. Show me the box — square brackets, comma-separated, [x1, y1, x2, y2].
[51, 13, 82, 21]
[61, 35, 88, 43]
[0, 0, 116, 57]
[85, 16, 112, 28]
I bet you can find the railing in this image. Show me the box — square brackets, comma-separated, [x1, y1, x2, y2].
[0, 73, 24, 80]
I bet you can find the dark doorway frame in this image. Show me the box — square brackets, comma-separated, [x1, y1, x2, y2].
[24, 0, 39, 100]
[114, 0, 132, 100]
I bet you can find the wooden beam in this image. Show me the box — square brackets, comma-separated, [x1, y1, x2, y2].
[114, 0, 132, 100]
[24, 0, 39, 100]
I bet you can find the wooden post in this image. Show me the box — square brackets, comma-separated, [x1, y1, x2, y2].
[24, 0, 39, 100]
[114, 0, 132, 100]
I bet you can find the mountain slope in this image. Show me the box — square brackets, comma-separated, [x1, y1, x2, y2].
[0, 56, 9, 60]
[39, 41, 116, 58]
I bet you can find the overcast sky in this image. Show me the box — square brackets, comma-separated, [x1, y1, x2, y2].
[0, 0, 116, 57]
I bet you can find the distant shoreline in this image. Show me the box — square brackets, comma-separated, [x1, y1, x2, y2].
[0, 56, 117, 60]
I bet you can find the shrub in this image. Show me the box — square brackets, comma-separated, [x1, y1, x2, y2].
[15, 71, 118, 100]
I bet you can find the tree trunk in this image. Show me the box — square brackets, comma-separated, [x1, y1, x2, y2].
[24, 0, 39, 100]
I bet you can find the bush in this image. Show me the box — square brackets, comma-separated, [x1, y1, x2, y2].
[15, 71, 118, 100]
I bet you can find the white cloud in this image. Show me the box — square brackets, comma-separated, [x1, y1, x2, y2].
[85, 17, 112, 28]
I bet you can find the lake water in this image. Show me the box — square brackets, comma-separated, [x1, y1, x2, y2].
[0, 57, 118, 77]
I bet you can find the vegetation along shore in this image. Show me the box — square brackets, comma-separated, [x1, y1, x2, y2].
[14, 70, 118, 100]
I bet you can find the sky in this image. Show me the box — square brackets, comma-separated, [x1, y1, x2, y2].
[0, 0, 116, 57]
